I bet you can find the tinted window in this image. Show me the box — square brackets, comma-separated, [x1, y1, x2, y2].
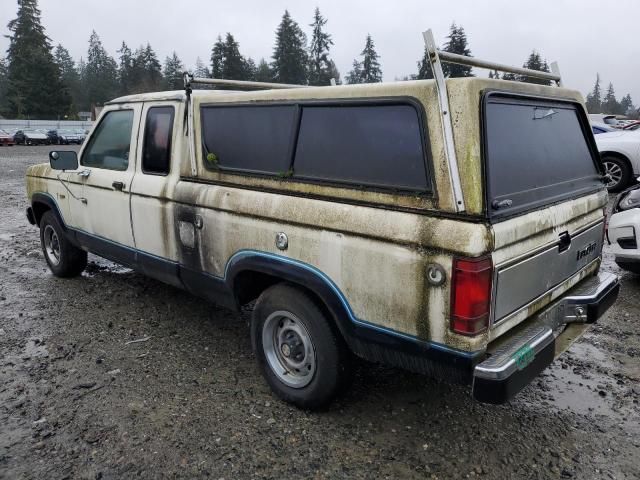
[293, 104, 428, 191]
[485, 95, 601, 218]
[82, 110, 134, 171]
[143, 106, 174, 175]
[201, 105, 296, 174]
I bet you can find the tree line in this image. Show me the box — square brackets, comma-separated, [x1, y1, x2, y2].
[585, 74, 636, 117]
[0, 0, 636, 119]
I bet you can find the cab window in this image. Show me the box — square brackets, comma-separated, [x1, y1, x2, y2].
[143, 106, 175, 175]
[82, 110, 134, 171]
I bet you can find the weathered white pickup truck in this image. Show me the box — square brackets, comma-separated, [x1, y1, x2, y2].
[25, 37, 619, 408]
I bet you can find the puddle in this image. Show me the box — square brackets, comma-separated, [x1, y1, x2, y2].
[542, 366, 614, 416]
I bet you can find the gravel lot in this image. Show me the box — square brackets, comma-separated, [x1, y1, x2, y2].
[1, 146, 639, 480]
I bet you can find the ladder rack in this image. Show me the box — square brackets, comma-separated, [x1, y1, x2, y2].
[183, 73, 308, 91]
[422, 29, 563, 213]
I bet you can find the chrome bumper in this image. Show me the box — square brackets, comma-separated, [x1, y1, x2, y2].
[472, 271, 619, 404]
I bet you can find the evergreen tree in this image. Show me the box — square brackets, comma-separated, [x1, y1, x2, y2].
[210, 33, 253, 80]
[416, 46, 433, 80]
[128, 43, 162, 93]
[345, 59, 363, 84]
[442, 23, 473, 78]
[117, 42, 134, 95]
[0, 57, 8, 116]
[519, 51, 551, 85]
[271, 10, 308, 85]
[194, 57, 210, 78]
[620, 94, 634, 116]
[327, 60, 341, 85]
[6, 0, 71, 118]
[308, 7, 335, 86]
[585, 74, 602, 113]
[163, 52, 184, 90]
[54, 44, 81, 116]
[244, 58, 257, 80]
[346, 34, 382, 84]
[603, 82, 619, 114]
[254, 58, 273, 82]
[84, 31, 119, 107]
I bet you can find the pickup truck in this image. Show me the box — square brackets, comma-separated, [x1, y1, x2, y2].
[24, 42, 619, 409]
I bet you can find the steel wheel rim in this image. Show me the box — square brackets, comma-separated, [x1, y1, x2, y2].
[262, 310, 316, 388]
[603, 161, 622, 188]
[43, 225, 61, 266]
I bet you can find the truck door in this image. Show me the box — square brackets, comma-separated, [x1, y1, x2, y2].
[74, 105, 142, 265]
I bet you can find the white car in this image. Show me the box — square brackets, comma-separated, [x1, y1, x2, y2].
[595, 129, 640, 192]
[608, 185, 640, 273]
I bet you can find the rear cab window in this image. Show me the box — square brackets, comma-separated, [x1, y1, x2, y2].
[483, 93, 602, 219]
[143, 106, 175, 175]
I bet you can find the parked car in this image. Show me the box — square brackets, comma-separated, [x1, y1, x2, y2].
[13, 129, 50, 145]
[74, 128, 87, 143]
[589, 113, 619, 126]
[595, 129, 640, 191]
[48, 129, 83, 145]
[0, 129, 16, 146]
[622, 120, 640, 131]
[591, 122, 617, 134]
[607, 184, 640, 273]
[24, 58, 618, 409]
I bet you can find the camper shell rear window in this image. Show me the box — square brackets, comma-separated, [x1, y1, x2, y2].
[483, 93, 603, 219]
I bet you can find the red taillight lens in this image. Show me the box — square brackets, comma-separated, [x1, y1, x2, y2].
[451, 256, 493, 336]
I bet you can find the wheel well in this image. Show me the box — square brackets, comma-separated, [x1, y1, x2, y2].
[600, 151, 633, 173]
[232, 270, 341, 334]
[32, 201, 51, 227]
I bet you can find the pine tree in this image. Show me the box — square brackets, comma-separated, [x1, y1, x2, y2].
[416, 46, 433, 80]
[54, 44, 81, 116]
[117, 42, 134, 95]
[0, 57, 8, 116]
[163, 52, 184, 90]
[620, 94, 634, 116]
[84, 31, 119, 107]
[519, 51, 551, 85]
[308, 8, 335, 86]
[211, 33, 253, 80]
[327, 60, 341, 85]
[271, 10, 308, 85]
[442, 24, 473, 78]
[346, 34, 382, 84]
[585, 74, 602, 113]
[254, 58, 273, 82]
[6, 0, 71, 118]
[603, 83, 620, 115]
[194, 57, 210, 78]
[345, 59, 363, 84]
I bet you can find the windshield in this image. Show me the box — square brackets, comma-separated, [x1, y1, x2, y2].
[484, 94, 603, 219]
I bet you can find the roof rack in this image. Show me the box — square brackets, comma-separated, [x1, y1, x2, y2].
[422, 29, 563, 213]
[183, 73, 308, 92]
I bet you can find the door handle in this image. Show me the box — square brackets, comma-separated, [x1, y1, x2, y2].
[112, 181, 125, 191]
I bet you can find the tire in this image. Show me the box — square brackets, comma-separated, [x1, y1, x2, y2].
[602, 156, 631, 193]
[615, 259, 640, 275]
[39, 211, 87, 277]
[251, 283, 353, 409]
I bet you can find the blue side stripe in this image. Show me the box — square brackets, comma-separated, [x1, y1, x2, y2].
[225, 250, 482, 359]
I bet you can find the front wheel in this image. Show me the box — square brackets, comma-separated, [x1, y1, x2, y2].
[251, 284, 352, 409]
[39, 211, 87, 277]
[602, 156, 632, 192]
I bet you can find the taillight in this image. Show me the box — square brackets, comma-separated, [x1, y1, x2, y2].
[451, 256, 493, 336]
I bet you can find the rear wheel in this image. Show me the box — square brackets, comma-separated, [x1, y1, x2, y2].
[251, 283, 352, 409]
[602, 156, 631, 192]
[39, 211, 87, 277]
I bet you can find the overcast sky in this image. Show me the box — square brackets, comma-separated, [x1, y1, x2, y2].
[1, 0, 638, 103]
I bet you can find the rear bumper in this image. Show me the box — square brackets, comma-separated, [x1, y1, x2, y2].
[472, 271, 619, 404]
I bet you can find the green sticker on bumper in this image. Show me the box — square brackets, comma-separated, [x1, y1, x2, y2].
[513, 345, 535, 370]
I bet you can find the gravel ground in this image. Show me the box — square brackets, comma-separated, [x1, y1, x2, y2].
[1, 146, 639, 480]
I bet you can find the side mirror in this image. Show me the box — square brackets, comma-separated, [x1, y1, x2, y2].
[49, 150, 78, 171]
